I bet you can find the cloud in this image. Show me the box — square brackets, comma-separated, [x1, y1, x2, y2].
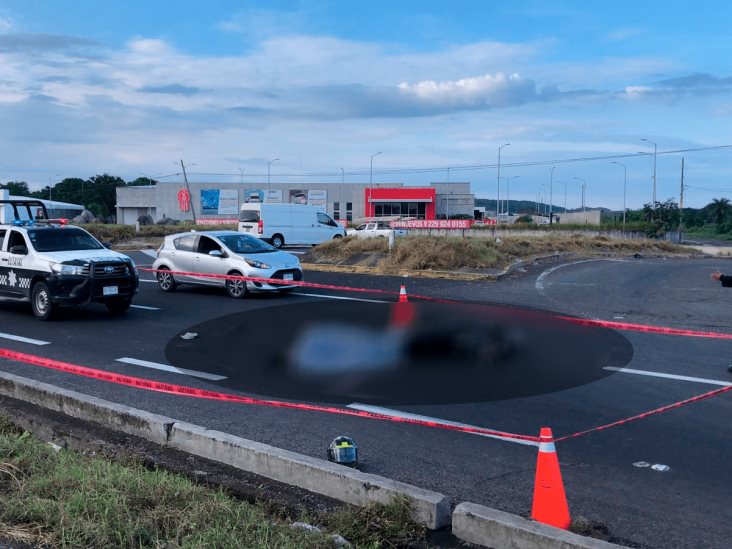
[0, 32, 97, 52]
[656, 73, 732, 90]
[0, 16, 13, 33]
[606, 28, 643, 42]
[139, 84, 202, 96]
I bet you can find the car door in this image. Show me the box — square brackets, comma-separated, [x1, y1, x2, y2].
[0, 229, 31, 297]
[169, 234, 198, 282]
[191, 235, 227, 287]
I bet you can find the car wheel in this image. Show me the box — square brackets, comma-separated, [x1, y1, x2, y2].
[106, 297, 132, 315]
[271, 234, 284, 248]
[226, 271, 248, 299]
[333, 234, 343, 240]
[31, 281, 57, 321]
[157, 267, 177, 292]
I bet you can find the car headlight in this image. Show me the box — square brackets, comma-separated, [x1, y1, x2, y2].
[51, 262, 85, 275]
[244, 258, 271, 269]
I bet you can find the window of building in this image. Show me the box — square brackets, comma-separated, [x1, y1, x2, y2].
[346, 202, 353, 221]
[333, 202, 340, 220]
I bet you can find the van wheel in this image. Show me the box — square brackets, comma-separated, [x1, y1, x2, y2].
[271, 234, 284, 248]
[31, 281, 57, 321]
[226, 271, 248, 299]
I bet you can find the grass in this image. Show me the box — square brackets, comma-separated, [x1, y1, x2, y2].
[0, 417, 424, 548]
[81, 223, 238, 244]
[311, 234, 695, 273]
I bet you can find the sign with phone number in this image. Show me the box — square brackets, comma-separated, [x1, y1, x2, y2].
[391, 219, 478, 229]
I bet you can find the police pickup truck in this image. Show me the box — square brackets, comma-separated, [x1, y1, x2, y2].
[0, 199, 138, 320]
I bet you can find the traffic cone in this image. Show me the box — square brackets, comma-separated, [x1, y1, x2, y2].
[391, 285, 415, 327]
[531, 427, 571, 529]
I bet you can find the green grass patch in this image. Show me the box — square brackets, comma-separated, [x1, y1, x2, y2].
[0, 419, 423, 548]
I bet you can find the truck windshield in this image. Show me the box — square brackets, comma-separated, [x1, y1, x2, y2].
[27, 228, 104, 252]
[218, 234, 275, 254]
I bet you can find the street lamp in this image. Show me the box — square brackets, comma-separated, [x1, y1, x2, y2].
[497, 143, 510, 216]
[640, 138, 657, 211]
[370, 152, 382, 185]
[611, 161, 627, 233]
[501, 176, 520, 215]
[549, 167, 555, 225]
[573, 178, 586, 212]
[341, 168, 344, 185]
[555, 180, 567, 216]
[48, 174, 60, 202]
[267, 158, 279, 189]
[238, 168, 244, 184]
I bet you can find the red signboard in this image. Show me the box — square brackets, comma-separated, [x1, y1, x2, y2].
[391, 219, 475, 229]
[177, 189, 191, 212]
[197, 218, 238, 225]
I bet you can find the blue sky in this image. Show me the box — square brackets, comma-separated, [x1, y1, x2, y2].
[1, 0, 731, 209]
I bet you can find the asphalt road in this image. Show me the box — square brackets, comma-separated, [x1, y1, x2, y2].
[1, 251, 731, 548]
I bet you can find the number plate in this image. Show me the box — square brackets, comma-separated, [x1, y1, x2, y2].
[103, 285, 119, 296]
[283, 273, 294, 281]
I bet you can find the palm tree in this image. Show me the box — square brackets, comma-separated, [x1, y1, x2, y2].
[708, 198, 732, 228]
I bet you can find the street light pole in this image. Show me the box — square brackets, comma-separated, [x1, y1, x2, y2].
[641, 138, 657, 213]
[573, 178, 586, 213]
[549, 167, 555, 225]
[497, 143, 510, 217]
[370, 151, 382, 185]
[341, 168, 344, 185]
[267, 158, 279, 191]
[239, 168, 244, 184]
[611, 161, 627, 233]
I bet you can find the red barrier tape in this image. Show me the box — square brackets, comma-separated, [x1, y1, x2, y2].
[554, 384, 732, 443]
[138, 267, 732, 338]
[0, 348, 538, 443]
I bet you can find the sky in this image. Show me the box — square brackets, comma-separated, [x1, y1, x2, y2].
[1, 0, 732, 210]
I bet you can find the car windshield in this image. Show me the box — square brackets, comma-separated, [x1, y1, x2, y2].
[27, 227, 103, 252]
[218, 234, 275, 254]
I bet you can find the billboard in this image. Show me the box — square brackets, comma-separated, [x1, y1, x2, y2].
[265, 190, 282, 203]
[307, 189, 327, 211]
[289, 189, 308, 205]
[244, 189, 265, 203]
[200, 189, 239, 215]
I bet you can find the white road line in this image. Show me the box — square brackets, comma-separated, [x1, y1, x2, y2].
[130, 304, 161, 311]
[0, 331, 50, 346]
[347, 403, 538, 447]
[116, 357, 227, 381]
[139, 279, 158, 283]
[604, 366, 732, 387]
[141, 249, 157, 258]
[295, 292, 389, 304]
[535, 258, 632, 292]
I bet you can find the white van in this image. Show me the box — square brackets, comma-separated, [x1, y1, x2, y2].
[238, 203, 346, 248]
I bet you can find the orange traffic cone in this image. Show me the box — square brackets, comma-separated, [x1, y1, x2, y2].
[398, 285, 409, 303]
[531, 427, 571, 529]
[391, 285, 415, 327]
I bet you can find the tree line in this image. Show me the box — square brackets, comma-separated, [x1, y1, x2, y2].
[1, 176, 156, 220]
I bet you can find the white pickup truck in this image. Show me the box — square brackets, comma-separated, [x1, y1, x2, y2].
[346, 222, 408, 239]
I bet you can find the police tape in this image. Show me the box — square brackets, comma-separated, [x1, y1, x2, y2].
[138, 267, 732, 340]
[3, 346, 731, 444]
[0, 347, 539, 443]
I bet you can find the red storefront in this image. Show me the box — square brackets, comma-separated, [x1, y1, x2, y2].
[364, 187, 436, 219]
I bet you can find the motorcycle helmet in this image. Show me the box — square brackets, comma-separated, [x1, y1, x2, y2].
[327, 436, 358, 467]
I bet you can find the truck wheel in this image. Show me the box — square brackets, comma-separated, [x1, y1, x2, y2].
[226, 271, 248, 299]
[106, 297, 132, 315]
[157, 267, 177, 292]
[31, 281, 57, 321]
[271, 234, 284, 248]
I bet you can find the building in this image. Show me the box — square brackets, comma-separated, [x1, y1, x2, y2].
[115, 181, 476, 225]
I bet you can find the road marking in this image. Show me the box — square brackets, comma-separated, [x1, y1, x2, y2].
[139, 279, 158, 283]
[295, 292, 389, 304]
[535, 258, 631, 292]
[130, 304, 161, 311]
[141, 249, 157, 258]
[604, 366, 732, 387]
[347, 403, 538, 447]
[116, 357, 227, 381]
[0, 331, 50, 346]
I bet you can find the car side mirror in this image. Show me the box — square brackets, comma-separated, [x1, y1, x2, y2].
[209, 250, 225, 258]
[102, 242, 112, 249]
[9, 245, 28, 255]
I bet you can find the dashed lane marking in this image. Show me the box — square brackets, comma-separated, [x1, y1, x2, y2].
[604, 366, 732, 387]
[295, 292, 389, 304]
[130, 304, 161, 311]
[115, 357, 227, 381]
[347, 403, 539, 447]
[0, 332, 50, 346]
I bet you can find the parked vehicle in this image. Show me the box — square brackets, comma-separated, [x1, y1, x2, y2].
[238, 203, 345, 248]
[0, 199, 138, 320]
[152, 230, 302, 298]
[346, 222, 408, 239]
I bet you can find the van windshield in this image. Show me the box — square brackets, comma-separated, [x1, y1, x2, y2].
[218, 234, 275, 254]
[239, 209, 260, 222]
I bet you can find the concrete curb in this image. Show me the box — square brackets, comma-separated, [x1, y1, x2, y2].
[452, 502, 628, 549]
[0, 371, 449, 529]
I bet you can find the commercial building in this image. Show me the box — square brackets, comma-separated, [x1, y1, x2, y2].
[115, 181, 475, 225]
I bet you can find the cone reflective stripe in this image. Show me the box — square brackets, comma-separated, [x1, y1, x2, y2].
[398, 285, 408, 303]
[531, 427, 571, 529]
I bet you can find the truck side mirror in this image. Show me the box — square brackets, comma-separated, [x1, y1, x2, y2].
[9, 245, 28, 255]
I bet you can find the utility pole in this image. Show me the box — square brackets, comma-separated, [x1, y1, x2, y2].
[180, 159, 197, 224]
[679, 157, 685, 243]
